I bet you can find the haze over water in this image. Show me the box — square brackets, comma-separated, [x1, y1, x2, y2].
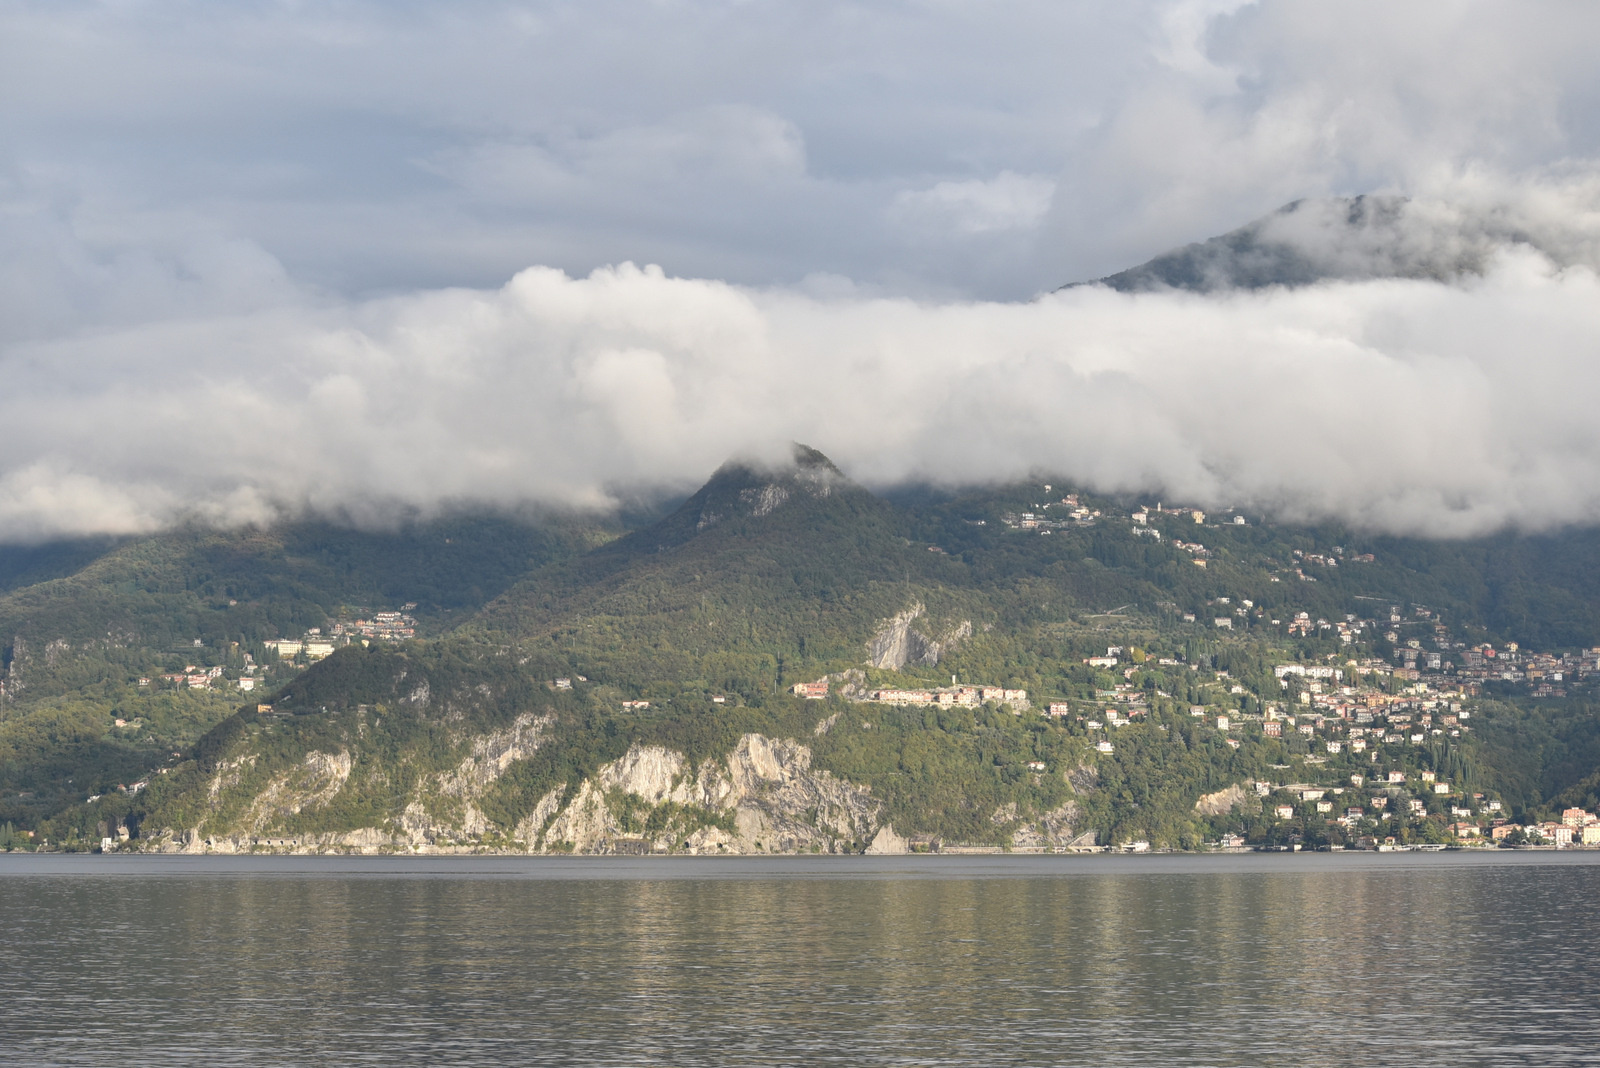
[2, 852, 1598, 1066]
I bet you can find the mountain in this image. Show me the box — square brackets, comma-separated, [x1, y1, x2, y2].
[477, 443, 976, 691]
[8, 182, 1600, 852]
[0, 443, 1591, 856]
[1080, 194, 1543, 293]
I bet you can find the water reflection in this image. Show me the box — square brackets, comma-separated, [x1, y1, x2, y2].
[2, 856, 1598, 1066]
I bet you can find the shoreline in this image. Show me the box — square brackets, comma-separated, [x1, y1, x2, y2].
[4, 848, 1599, 879]
[26, 840, 1592, 858]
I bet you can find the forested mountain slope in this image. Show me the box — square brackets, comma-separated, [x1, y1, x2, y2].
[5, 444, 1593, 854]
[0, 513, 619, 824]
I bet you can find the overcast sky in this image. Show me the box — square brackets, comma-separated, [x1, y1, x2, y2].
[5, 1, 1600, 540]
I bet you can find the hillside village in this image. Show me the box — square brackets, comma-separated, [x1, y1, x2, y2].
[146, 605, 421, 696]
[785, 631, 1599, 850]
[790, 483, 1600, 852]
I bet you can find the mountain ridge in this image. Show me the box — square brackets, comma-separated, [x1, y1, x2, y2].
[1075, 193, 1550, 293]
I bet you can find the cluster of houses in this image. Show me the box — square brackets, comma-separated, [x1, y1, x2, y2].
[143, 608, 425, 695]
[1214, 760, 1600, 847]
[1278, 604, 1595, 703]
[1171, 593, 1597, 704]
[1009, 495, 1102, 532]
[1055, 619, 1600, 843]
[1264, 771, 1480, 819]
[1360, 608, 1600, 700]
[1451, 642, 1600, 698]
[1291, 547, 1376, 569]
[1270, 662, 1474, 733]
[337, 605, 418, 643]
[264, 630, 339, 662]
[791, 679, 1029, 711]
[260, 605, 419, 665]
[155, 664, 225, 689]
[1483, 808, 1600, 845]
[1005, 496, 1251, 538]
[145, 648, 262, 692]
[1061, 645, 1480, 762]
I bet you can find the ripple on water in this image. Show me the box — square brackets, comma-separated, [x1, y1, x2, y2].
[1, 853, 1598, 1066]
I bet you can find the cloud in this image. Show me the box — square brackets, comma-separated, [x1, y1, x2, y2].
[890, 172, 1057, 236]
[1044, 1, 1600, 279]
[16, 2, 1600, 300]
[5, 182, 1600, 541]
[430, 106, 809, 208]
[6, 4, 1600, 542]
[0, 0, 1140, 300]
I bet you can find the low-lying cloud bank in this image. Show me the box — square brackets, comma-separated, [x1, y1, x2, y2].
[6, 189, 1600, 542]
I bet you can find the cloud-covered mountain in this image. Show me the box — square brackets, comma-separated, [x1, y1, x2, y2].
[1087, 193, 1600, 292]
[7, 180, 1600, 542]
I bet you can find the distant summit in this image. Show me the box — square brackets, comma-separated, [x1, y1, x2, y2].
[1075, 194, 1538, 294]
[624, 443, 869, 553]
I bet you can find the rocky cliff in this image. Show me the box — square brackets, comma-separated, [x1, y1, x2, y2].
[143, 730, 907, 856]
[867, 603, 971, 670]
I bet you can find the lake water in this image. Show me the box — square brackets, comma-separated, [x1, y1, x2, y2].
[2, 851, 1598, 1066]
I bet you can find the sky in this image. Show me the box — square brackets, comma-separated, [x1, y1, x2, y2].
[5, 1, 1600, 540]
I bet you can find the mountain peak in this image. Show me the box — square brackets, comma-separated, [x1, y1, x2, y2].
[709, 441, 844, 499]
[1074, 194, 1508, 294]
[626, 443, 868, 553]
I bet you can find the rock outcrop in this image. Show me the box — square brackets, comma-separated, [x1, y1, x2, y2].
[867, 604, 971, 670]
[536, 734, 887, 854]
[242, 749, 352, 832]
[148, 730, 900, 856]
[864, 825, 908, 854]
[1007, 801, 1086, 850]
[1194, 783, 1254, 817]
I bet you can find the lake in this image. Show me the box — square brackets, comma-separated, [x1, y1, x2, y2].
[2, 851, 1598, 1066]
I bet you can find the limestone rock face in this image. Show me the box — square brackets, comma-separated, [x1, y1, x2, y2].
[538, 734, 885, 855]
[1007, 801, 1085, 850]
[540, 780, 622, 852]
[512, 787, 566, 846]
[867, 604, 970, 670]
[715, 734, 882, 853]
[868, 606, 928, 670]
[148, 724, 898, 856]
[442, 714, 553, 797]
[864, 825, 908, 854]
[242, 749, 352, 831]
[1194, 783, 1252, 817]
[150, 712, 557, 855]
[207, 754, 257, 803]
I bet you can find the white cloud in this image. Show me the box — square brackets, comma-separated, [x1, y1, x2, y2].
[432, 106, 809, 206]
[1046, 1, 1600, 280]
[1154, 0, 1257, 91]
[0, 464, 167, 542]
[5, 4, 1600, 541]
[4, 2, 1600, 301]
[890, 172, 1057, 235]
[5, 184, 1600, 541]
